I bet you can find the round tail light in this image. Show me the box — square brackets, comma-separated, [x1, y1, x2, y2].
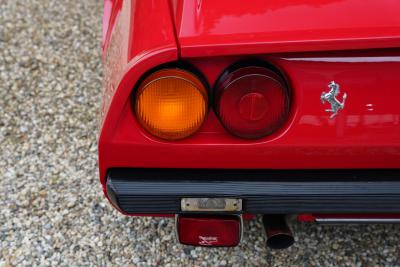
[215, 64, 289, 139]
[135, 68, 208, 140]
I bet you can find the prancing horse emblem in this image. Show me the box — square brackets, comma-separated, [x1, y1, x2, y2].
[320, 81, 347, 118]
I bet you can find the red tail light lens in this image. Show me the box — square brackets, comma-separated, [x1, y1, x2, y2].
[215, 65, 290, 139]
[177, 215, 241, 247]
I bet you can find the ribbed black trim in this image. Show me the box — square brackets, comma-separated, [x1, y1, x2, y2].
[106, 168, 400, 214]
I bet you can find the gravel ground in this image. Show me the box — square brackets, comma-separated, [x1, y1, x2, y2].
[1, 1, 400, 266]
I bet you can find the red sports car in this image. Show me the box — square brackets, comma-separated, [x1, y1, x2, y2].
[99, 0, 400, 249]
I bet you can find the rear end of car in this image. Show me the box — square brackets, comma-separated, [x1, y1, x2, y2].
[99, 0, 400, 249]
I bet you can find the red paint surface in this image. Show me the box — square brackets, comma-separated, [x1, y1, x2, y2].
[100, 50, 400, 186]
[297, 214, 316, 222]
[99, 0, 400, 216]
[102, 0, 122, 52]
[99, 0, 178, 196]
[172, 0, 400, 57]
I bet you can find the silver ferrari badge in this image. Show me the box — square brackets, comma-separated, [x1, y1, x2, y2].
[320, 81, 347, 118]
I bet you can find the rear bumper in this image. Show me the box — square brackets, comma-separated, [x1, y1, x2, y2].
[106, 169, 400, 214]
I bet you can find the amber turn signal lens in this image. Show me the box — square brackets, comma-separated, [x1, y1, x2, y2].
[135, 69, 208, 140]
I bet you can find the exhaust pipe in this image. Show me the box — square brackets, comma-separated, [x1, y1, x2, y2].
[262, 214, 294, 250]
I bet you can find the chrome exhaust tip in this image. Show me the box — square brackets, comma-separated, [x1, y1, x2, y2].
[262, 214, 294, 250]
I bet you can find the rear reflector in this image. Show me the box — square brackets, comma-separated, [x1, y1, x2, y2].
[177, 215, 241, 247]
[215, 64, 289, 139]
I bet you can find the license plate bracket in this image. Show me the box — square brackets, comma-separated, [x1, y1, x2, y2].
[181, 198, 242, 212]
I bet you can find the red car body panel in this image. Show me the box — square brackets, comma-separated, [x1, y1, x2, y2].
[99, 0, 400, 216]
[171, 0, 400, 57]
[100, 0, 178, 183]
[100, 51, 400, 183]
